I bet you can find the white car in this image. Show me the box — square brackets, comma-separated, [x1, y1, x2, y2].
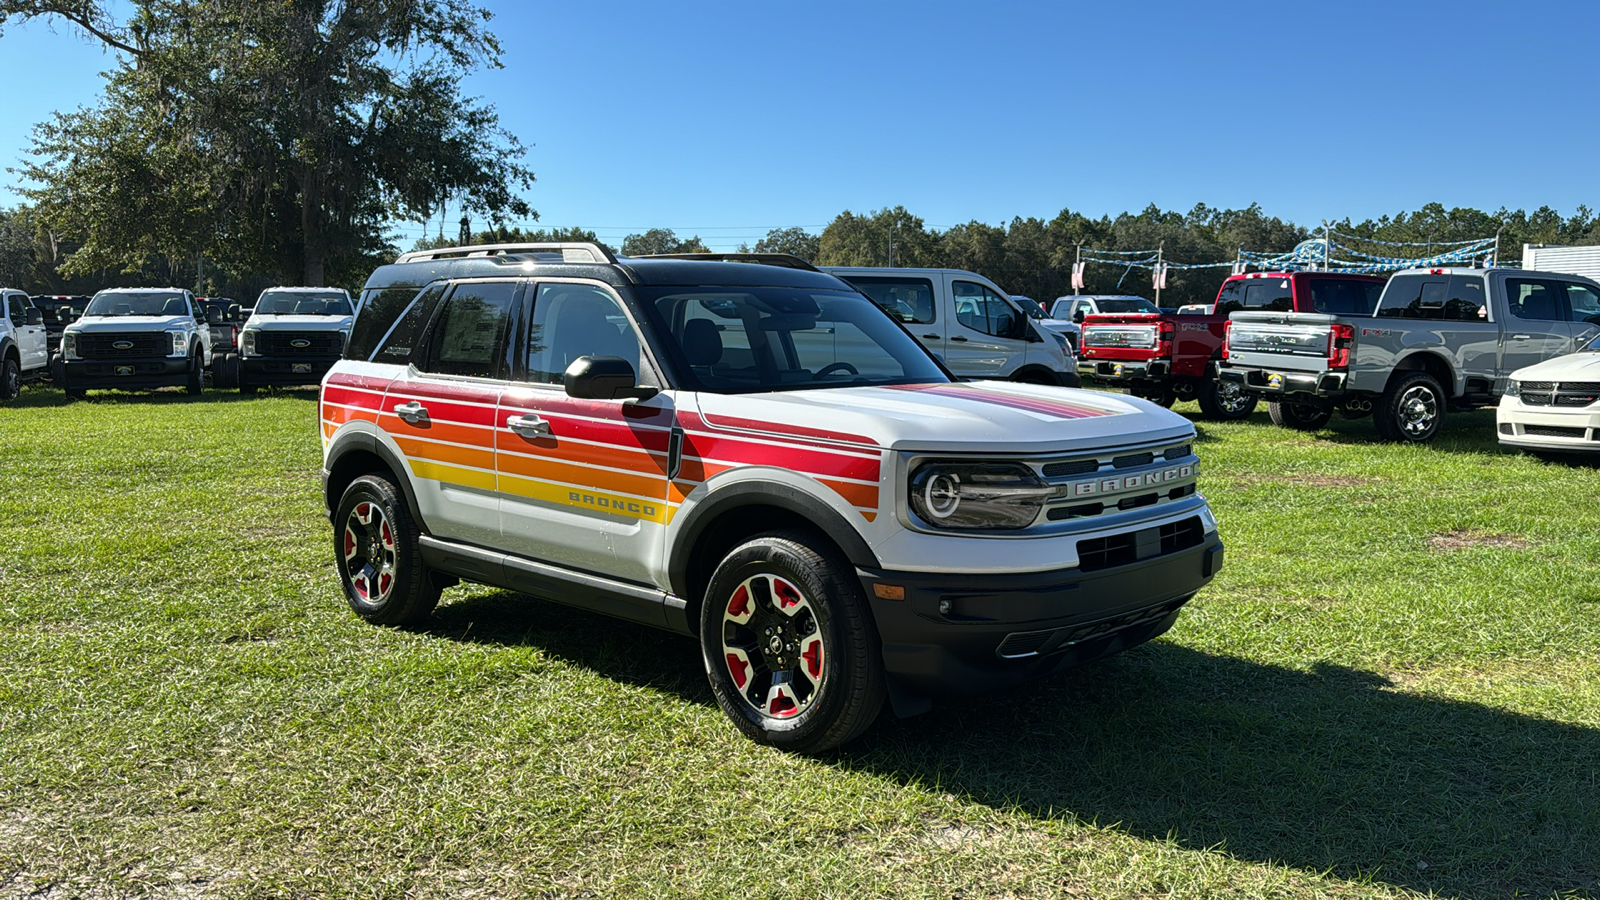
[1498, 338, 1600, 452]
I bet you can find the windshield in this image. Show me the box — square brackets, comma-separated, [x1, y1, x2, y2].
[84, 291, 190, 317]
[639, 286, 949, 394]
[1013, 296, 1045, 319]
[255, 290, 353, 316]
[1099, 297, 1159, 313]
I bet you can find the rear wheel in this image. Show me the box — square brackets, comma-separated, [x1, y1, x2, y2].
[1375, 372, 1445, 442]
[334, 474, 439, 626]
[1197, 376, 1257, 421]
[1125, 386, 1175, 408]
[238, 364, 257, 395]
[0, 355, 18, 400]
[1267, 399, 1333, 430]
[700, 530, 886, 754]
[213, 352, 240, 390]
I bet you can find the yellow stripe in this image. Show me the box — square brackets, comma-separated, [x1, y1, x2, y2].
[408, 459, 497, 492]
[500, 473, 669, 524]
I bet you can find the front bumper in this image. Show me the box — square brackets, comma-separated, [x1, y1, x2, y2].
[1077, 358, 1169, 384]
[242, 354, 340, 385]
[1218, 365, 1345, 399]
[859, 524, 1223, 711]
[1496, 397, 1600, 450]
[64, 357, 189, 389]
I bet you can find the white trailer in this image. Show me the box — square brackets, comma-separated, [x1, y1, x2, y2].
[1522, 243, 1600, 281]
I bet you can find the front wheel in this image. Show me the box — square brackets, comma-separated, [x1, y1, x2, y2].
[700, 531, 886, 754]
[1197, 377, 1258, 421]
[334, 474, 440, 626]
[186, 349, 205, 396]
[1374, 372, 1446, 442]
[1267, 399, 1333, 430]
[0, 356, 18, 400]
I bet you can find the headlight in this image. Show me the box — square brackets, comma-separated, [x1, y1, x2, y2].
[1048, 329, 1073, 357]
[908, 461, 1050, 530]
[241, 330, 256, 356]
[1504, 379, 1520, 398]
[168, 330, 188, 356]
[62, 333, 79, 360]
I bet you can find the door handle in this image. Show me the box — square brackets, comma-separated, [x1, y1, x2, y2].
[392, 401, 430, 425]
[1511, 334, 1531, 340]
[507, 414, 551, 439]
[949, 335, 969, 342]
[921, 333, 940, 340]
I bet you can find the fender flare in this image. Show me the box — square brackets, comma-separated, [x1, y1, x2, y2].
[666, 481, 881, 599]
[0, 335, 16, 361]
[323, 430, 428, 533]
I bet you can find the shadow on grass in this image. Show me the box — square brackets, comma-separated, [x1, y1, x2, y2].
[426, 592, 1599, 898]
[7, 385, 316, 408]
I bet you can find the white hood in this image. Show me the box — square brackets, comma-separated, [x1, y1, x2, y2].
[68, 315, 194, 333]
[245, 314, 354, 332]
[695, 381, 1191, 454]
[1511, 351, 1600, 382]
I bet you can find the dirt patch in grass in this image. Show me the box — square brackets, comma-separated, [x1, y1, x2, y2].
[1426, 530, 1532, 551]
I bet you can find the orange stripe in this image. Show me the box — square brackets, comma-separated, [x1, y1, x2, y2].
[496, 432, 667, 477]
[395, 437, 495, 472]
[860, 511, 877, 523]
[496, 453, 665, 500]
[819, 479, 879, 510]
[378, 415, 493, 450]
[674, 457, 731, 483]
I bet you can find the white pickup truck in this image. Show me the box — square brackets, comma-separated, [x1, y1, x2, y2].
[59, 288, 217, 397]
[1, 288, 49, 399]
[1219, 267, 1600, 441]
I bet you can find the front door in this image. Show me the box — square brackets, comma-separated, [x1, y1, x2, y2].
[382, 278, 521, 548]
[945, 277, 1023, 377]
[497, 280, 672, 586]
[7, 294, 46, 371]
[1560, 281, 1600, 351]
[1501, 276, 1573, 378]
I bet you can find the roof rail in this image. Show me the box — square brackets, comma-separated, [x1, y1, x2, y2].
[394, 242, 617, 265]
[635, 252, 819, 272]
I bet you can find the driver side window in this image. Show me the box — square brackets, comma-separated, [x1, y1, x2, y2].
[1563, 283, 1600, 324]
[952, 282, 1019, 338]
[525, 283, 642, 385]
[6, 295, 24, 326]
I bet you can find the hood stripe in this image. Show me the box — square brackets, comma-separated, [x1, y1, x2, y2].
[886, 383, 1120, 420]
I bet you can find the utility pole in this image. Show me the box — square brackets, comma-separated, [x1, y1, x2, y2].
[1154, 241, 1164, 307]
[1322, 221, 1331, 272]
[1492, 225, 1504, 267]
[1073, 242, 1082, 295]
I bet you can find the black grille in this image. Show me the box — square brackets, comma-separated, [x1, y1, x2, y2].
[995, 597, 1190, 659]
[1163, 444, 1192, 460]
[1160, 517, 1204, 554]
[1521, 381, 1554, 391]
[1077, 532, 1138, 572]
[258, 331, 342, 356]
[1043, 459, 1098, 477]
[77, 332, 168, 359]
[1556, 394, 1599, 407]
[1112, 452, 1154, 469]
[1077, 515, 1204, 572]
[1521, 381, 1600, 408]
[1559, 381, 1600, 391]
[1524, 425, 1587, 438]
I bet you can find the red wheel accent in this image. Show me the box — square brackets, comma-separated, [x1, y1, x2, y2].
[343, 528, 357, 559]
[774, 579, 801, 610]
[727, 584, 751, 620]
[379, 520, 394, 549]
[726, 652, 750, 689]
[353, 574, 370, 600]
[766, 685, 799, 718]
[378, 573, 392, 597]
[801, 638, 823, 681]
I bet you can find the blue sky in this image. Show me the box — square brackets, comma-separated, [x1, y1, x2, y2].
[0, 0, 1596, 250]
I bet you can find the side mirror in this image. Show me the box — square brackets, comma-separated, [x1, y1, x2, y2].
[206, 307, 224, 325]
[564, 355, 658, 402]
[1072, 310, 1086, 323]
[26, 309, 43, 326]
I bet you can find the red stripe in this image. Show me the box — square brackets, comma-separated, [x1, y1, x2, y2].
[690, 410, 879, 447]
[321, 384, 385, 410]
[323, 372, 395, 392]
[501, 391, 675, 429]
[682, 431, 881, 482]
[382, 394, 499, 429]
[887, 383, 1116, 420]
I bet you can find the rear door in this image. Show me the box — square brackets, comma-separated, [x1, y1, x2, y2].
[381, 278, 522, 548]
[838, 274, 944, 360]
[945, 277, 1024, 377]
[497, 280, 673, 586]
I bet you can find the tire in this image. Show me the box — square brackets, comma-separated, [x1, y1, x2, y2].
[238, 365, 257, 395]
[700, 530, 886, 754]
[334, 474, 440, 626]
[1267, 399, 1333, 430]
[1374, 372, 1446, 442]
[1124, 386, 1175, 408]
[49, 354, 64, 385]
[1010, 368, 1057, 386]
[185, 347, 205, 396]
[1197, 376, 1258, 421]
[213, 352, 240, 390]
[0, 355, 18, 400]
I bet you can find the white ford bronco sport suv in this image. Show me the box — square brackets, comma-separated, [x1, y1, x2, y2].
[320, 244, 1224, 752]
[238, 286, 356, 394]
[59, 287, 218, 397]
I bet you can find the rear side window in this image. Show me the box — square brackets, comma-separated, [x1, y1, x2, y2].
[1506, 278, 1566, 322]
[419, 281, 518, 379]
[1377, 275, 1448, 319]
[1306, 278, 1383, 316]
[369, 285, 445, 365]
[1215, 278, 1292, 314]
[350, 285, 425, 360]
[841, 276, 937, 324]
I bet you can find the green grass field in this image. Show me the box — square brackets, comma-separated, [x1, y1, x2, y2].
[1, 385, 1597, 899]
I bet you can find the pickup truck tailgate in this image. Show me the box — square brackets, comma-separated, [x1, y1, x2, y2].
[1081, 313, 1164, 359]
[1226, 311, 1340, 374]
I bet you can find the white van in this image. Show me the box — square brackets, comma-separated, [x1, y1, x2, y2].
[824, 267, 1078, 386]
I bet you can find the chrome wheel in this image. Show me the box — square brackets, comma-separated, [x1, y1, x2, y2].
[720, 573, 825, 720]
[1397, 384, 1438, 436]
[1215, 380, 1251, 415]
[342, 500, 397, 605]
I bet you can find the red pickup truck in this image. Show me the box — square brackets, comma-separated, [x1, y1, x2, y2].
[1076, 271, 1386, 420]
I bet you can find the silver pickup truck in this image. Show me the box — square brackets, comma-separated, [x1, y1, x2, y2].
[1218, 267, 1600, 441]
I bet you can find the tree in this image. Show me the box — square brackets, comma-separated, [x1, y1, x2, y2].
[748, 226, 820, 262]
[620, 228, 709, 256]
[411, 226, 610, 254]
[815, 207, 938, 267]
[3, 0, 534, 287]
